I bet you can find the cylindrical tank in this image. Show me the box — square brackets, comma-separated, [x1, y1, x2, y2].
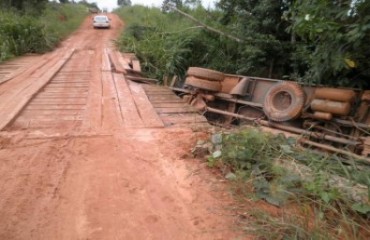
[312, 111, 333, 120]
[311, 99, 351, 116]
[314, 88, 356, 102]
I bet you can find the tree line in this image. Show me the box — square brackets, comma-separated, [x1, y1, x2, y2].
[0, 0, 99, 13]
[0, 0, 48, 12]
[155, 0, 370, 88]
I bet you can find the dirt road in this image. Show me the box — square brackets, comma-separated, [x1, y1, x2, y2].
[0, 15, 240, 239]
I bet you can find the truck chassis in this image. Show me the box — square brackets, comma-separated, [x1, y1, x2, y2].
[172, 67, 370, 161]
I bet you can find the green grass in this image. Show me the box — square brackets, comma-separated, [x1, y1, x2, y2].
[0, 11, 46, 60]
[114, 6, 197, 82]
[41, 2, 88, 49]
[114, 5, 239, 83]
[206, 128, 370, 239]
[0, 2, 88, 62]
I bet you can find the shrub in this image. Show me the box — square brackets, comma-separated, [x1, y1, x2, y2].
[0, 11, 47, 61]
[208, 128, 370, 239]
[115, 5, 237, 83]
[0, 2, 87, 62]
[41, 2, 88, 48]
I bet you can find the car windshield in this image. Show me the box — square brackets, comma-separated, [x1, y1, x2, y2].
[94, 16, 108, 22]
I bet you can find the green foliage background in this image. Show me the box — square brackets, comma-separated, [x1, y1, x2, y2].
[0, 2, 88, 62]
[115, 5, 232, 82]
[115, 0, 370, 88]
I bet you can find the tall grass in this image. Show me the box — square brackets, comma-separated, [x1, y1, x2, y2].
[0, 2, 88, 62]
[114, 5, 239, 83]
[0, 11, 47, 60]
[41, 2, 88, 49]
[115, 6, 194, 82]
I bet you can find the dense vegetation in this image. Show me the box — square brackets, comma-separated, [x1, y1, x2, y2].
[115, 0, 370, 88]
[0, 1, 89, 62]
[206, 128, 370, 239]
[115, 4, 235, 83]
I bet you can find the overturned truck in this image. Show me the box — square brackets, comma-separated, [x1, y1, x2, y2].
[172, 67, 370, 159]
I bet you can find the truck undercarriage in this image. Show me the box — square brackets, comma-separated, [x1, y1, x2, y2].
[172, 67, 370, 161]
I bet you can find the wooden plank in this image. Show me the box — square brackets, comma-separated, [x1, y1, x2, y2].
[108, 51, 127, 74]
[144, 90, 174, 95]
[132, 60, 141, 72]
[155, 107, 196, 114]
[53, 72, 89, 75]
[121, 53, 136, 61]
[151, 102, 188, 108]
[54, 71, 89, 74]
[161, 114, 208, 124]
[40, 88, 88, 93]
[83, 55, 102, 130]
[26, 105, 86, 110]
[44, 85, 89, 89]
[128, 80, 164, 128]
[146, 89, 175, 94]
[116, 52, 132, 71]
[51, 80, 89, 84]
[44, 77, 88, 82]
[147, 93, 179, 97]
[102, 48, 112, 71]
[148, 98, 185, 103]
[0, 57, 37, 84]
[31, 99, 87, 104]
[26, 120, 82, 129]
[112, 73, 144, 127]
[143, 85, 168, 91]
[36, 92, 88, 97]
[148, 94, 183, 100]
[0, 49, 75, 130]
[101, 71, 123, 130]
[0, 52, 59, 95]
[169, 122, 210, 129]
[49, 81, 89, 84]
[22, 109, 83, 115]
[52, 76, 89, 79]
[126, 76, 158, 84]
[16, 115, 83, 121]
[34, 96, 87, 100]
[48, 82, 89, 86]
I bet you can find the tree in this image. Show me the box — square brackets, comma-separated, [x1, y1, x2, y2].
[0, 0, 48, 12]
[184, 0, 201, 8]
[162, 0, 183, 12]
[217, 0, 293, 78]
[78, 0, 98, 10]
[289, 0, 370, 88]
[117, 0, 131, 7]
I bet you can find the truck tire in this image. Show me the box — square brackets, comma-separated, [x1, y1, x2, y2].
[263, 81, 305, 122]
[185, 76, 222, 91]
[187, 67, 224, 81]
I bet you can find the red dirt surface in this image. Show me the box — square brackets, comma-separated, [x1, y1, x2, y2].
[0, 15, 243, 239]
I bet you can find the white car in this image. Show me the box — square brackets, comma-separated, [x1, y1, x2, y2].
[93, 15, 111, 29]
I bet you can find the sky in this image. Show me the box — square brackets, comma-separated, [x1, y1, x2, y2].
[80, 0, 217, 11]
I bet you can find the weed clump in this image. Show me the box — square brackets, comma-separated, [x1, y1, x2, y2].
[205, 128, 370, 239]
